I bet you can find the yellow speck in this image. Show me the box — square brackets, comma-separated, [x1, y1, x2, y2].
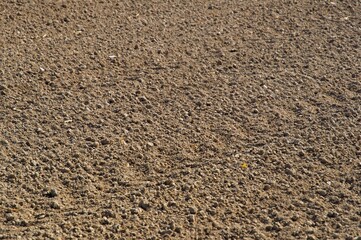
[241, 163, 248, 169]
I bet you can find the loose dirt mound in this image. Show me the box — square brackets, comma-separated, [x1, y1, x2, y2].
[1, 1, 360, 239]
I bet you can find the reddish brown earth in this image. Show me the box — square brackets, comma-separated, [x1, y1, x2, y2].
[0, 1, 360, 239]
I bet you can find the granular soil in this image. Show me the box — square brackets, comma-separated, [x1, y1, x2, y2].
[0, 1, 360, 239]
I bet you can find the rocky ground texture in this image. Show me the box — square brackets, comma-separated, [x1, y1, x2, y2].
[0, 0, 360, 239]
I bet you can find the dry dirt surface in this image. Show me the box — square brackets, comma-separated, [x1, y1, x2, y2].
[0, 0, 360, 239]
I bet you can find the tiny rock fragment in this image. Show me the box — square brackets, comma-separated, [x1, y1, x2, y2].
[100, 138, 110, 145]
[101, 210, 116, 218]
[139, 199, 151, 210]
[36, 128, 46, 135]
[130, 208, 140, 215]
[164, 179, 175, 186]
[90, 142, 100, 148]
[0, 139, 9, 146]
[265, 225, 273, 231]
[188, 206, 197, 214]
[307, 235, 316, 240]
[327, 211, 338, 218]
[17, 219, 28, 227]
[46, 188, 58, 198]
[159, 229, 172, 236]
[285, 168, 295, 176]
[100, 217, 111, 225]
[85, 137, 95, 142]
[174, 226, 182, 233]
[5, 213, 15, 221]
[252, 108, 259, 114]
[50, 201, 61, 209]
[187, 215, 195, 223]
[138, 96, 148, 103]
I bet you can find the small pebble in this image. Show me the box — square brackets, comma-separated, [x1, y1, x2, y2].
[265, 225, 273, 231]
[50, 201, 61, 209]
[349, 215, 359, 222]
[46, 188, 58, 198]
[101, 210, 116, 218]
[5, 213, 15, 221]
[85, 137, 95, 142]
[188, 206, 197, 214]
[272, 223, 282, 231]
[316, 190, 327, 197]
[167, 201, 177, 207]
[111, 224, 120, 233]
[90, 142, 99, 148]
[252, 108, 259, 114]
[100, 218, 110, 225]
[130, 215, 139, 222]
[174, 226, 182, 234]
[100, 138, 110, 145]
[164, 179, 175, 187]
[328, 196, 341, 204]
[187, 215, 195, 224]
[298, 150, 305, 157]
[306, 235, 316, 240]
[16, 219, 28, 227]
[139, 199, 151, 211]
[327, 211, 338, 218]
[130, 208, 139, 215]
[159, 229, 172, 236]
[285, 168, 295, 176]
[0, 139, 9, 146]
[138, 96, 148, 103]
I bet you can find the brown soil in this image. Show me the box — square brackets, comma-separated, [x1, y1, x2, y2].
[1, 1, 360, 239]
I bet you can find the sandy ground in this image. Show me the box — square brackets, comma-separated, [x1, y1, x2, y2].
[0, 0, 360, 239]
